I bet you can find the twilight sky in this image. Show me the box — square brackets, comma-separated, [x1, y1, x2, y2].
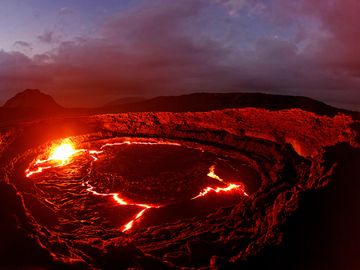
[0, 0, 360, 109]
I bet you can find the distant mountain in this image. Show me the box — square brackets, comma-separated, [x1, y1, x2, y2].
[0, 89, 65, 125]
[1, 90, 358, 126]
[3, 89, 63, 111]
[102, 92, 356, 117]
[105, 97, 147, 107]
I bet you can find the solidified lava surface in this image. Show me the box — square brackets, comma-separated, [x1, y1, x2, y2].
[0, 108, 358, 269]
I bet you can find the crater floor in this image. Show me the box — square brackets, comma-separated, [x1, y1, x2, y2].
[24, 138, 255, 236]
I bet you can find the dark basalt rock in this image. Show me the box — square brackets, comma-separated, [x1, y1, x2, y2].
[0, 181, 53, 268]
[0, 108, 358, 269]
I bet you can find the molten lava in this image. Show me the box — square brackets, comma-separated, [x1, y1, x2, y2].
[207, 165, 224, 182]
[192, 165, 248, 199]
[25, 141, 83, 177]
[25, 139, 249, 232]
[84, 180, 157, 232]
[49, 143, 76, 163]
[192, 183, 247, 199]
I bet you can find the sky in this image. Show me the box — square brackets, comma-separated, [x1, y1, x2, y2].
[0, 0, 359, 110]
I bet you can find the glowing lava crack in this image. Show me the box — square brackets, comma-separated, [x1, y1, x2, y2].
[192, 165, 249, 199]
[83, 181, 157, 232]
[25, 140, 249, 232]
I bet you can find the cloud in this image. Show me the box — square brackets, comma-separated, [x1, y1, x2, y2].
[304, 0, 360, 75]
[37, 31, 58, 44]
[216, 0, 249, 14]
[0, 0, 359, 109]
[33, 0, 233, 102]
[0, 51, 50, 82]
[13, 41, 32, 54]
[13, 41, 32, 49]
[0, 50, 54, 102]
[59, 7, 71, 16]
[216, 0, 265, 15]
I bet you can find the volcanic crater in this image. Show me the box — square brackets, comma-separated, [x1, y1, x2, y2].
[0, 108, 358, 269]
[23, 137, 255, 236]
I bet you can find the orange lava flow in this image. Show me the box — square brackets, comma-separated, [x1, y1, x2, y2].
[123, 209, 147, 232]
[84, 181, 156, 232]
[25, 139, 249, 232]
[100, 140, 181, 149]
[192, 165, 249, 199]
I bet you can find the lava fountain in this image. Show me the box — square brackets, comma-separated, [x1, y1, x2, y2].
[49, 142, 77, 162]
[25, 140, 82, 177]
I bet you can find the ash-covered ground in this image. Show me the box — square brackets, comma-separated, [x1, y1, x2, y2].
[0, 108, 359, 269]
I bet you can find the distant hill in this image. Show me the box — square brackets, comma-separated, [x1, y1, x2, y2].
[0, 89, 65, 125]
[102, 92, 356, 117]
[105, 97, 147, 107]
[3, 89, 63, 111]
[1, 90, 358, 126]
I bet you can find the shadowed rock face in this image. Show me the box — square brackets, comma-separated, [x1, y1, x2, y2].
[0, 108, 358, 269]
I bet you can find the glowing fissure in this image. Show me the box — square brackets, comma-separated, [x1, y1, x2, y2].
[25, 139, 249, 232]
[192, 183, 248, 199]
[192, 165, 249, 199]
[84, 181, 156, 232]
[100, 140, 181, 149]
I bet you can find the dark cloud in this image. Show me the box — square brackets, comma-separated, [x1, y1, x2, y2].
[13, 41, 33, 56]
[270, 0, 360, 107]
[216, 0, 265, 16]
[13, 41, 32, 50]
[37, 31, 57, 44]
[0, 0, 359, 109]
[0, 50, 53, 103]
[306, 0, 360, 74]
